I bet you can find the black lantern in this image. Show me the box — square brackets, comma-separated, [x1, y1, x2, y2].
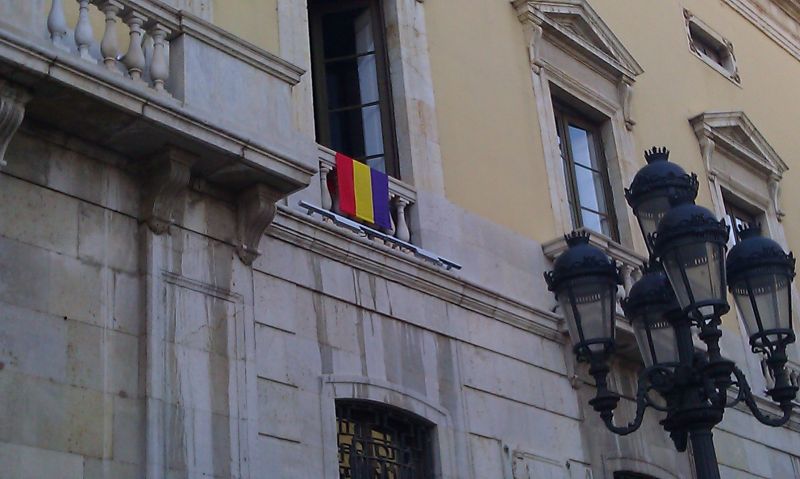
[727, 224, 796, 357]
[544, 231, 621, 361]
[652, 200, 730, 323]
[622, 262, 682, 368]
[625, 147, 699, 252]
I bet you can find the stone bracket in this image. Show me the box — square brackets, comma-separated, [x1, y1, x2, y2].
[0, 80, 32, 170]
[141, 147, 195, 234]
[236, 184, 281, 265]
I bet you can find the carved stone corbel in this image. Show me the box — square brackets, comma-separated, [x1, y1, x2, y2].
[523, 17, 544, 73]
[0, 80, 32, 170]
[141, 148, 195, 234]
[236, 184, 282, 265]
[769, 176, 785, 222]
[618, 77, 634, 130]
[698, 134, 716, 180]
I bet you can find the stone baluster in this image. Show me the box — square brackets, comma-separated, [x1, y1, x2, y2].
[394, 197, 410, 243]
[621, 264, 635, 297]
[123, 12, 147, 81]
[47, 0, 69, 48]
[320, 163, 333, 211]
[148, 24, 170, 92]
[74, 0, 94, 60]
[98, 1, 123, 72]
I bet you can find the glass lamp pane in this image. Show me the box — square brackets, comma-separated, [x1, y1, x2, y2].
[732, 272, 792, 339]
[559, 277, 616, 353]
[633, 312, 679, 367]
[635, 196, 671, 240]
[663, 242, 726, 318]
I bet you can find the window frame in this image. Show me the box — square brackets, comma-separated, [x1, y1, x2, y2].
[335, 399, 434, 479]
[309, 0, 400, 178]
[684, 9, 740, 84]
[553, 101, 620, 241]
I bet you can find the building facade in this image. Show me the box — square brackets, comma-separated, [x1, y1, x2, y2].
[1, 0, 800, 477]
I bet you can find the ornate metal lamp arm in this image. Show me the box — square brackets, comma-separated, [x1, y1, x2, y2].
[589, 360, 653, 435]
[732, 366, 793, 427]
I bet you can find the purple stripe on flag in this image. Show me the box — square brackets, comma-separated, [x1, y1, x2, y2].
[370, 169, 391, 230]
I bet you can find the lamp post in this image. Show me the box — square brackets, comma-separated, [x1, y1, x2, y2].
[544, 148, 798, 479]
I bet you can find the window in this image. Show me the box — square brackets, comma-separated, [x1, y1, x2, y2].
[724, 197, 759, 246]
[336, 401, 433, 479]
[684, 10, 739, 83]
[309, 0, 399, 177]
[554, 103, 619, 240]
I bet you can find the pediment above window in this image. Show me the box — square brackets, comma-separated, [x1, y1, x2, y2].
[513, 0, 644, 81]
[690, 111, 788, 180]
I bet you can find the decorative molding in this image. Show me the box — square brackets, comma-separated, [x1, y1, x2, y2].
[0, 79, 31, 170]
[691, 111, 789, 221]
[724, 0, 800, 62]
[513, 0, 644, 80]
[140, 147, 195, 234]
[618, 77, 634, 130]
[236, 183, 281, 265]
[522, 16, 545, 73]
[690, 111, 788, 180]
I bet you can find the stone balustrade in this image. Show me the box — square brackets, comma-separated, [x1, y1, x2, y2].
[318, 145, 416, 244]
[47, 0, 177, 94]
[542, 229, 647, 317]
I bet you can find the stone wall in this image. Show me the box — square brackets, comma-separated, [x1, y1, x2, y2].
[2, 125, 800, 479]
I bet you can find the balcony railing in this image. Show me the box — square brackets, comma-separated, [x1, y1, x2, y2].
[47, 0, 178, 94]
[317, 145, 416, 244]
[542, 228, 647, 316]
[0, 0, 316, 197]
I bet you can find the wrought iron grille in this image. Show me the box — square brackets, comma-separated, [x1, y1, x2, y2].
[336, 401, 433, 479]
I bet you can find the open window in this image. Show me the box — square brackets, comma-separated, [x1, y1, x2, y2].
[309, 0, 399, 178]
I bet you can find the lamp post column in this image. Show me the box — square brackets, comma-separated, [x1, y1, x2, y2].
[690, 428, 721, 479]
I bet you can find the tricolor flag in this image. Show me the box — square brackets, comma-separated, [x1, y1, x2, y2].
[335, 152, 391, 229]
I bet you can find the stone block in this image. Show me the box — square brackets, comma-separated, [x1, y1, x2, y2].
[48, 253, 104, 326]
[0, 174, 78, 257]
[255, 324, 294, 385]
[0, 301, 67, 383]
[257, 378, 301, 443]
[0, 371, 109, 458]
[0, 441, 84, 479]
[469, 434, 506, 479]
[112, 396, 145, 466]
[77, 202, 139, 273]
[113, 271, 143, 336]
[83, 459, 142, 479]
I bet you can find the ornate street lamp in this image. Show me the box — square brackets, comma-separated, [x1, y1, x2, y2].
[545, 148, 798, 479]
[625, 147, 699, 252]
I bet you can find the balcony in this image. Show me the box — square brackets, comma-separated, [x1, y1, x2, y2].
[0, 0, 316, 195]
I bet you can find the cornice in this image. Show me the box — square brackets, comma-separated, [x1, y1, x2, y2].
[267, 206, 564, 342]
[724, 0, 800, 62]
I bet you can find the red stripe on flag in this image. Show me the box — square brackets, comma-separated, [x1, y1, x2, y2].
[335, 153, 356, 217]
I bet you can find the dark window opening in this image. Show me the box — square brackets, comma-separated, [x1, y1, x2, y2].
[614, 472, 657, 479]
[309, 0, 399, 178]
[723, 196, 760, 246]
[554, 102, 619, 240]
[336, 401, 434, 479]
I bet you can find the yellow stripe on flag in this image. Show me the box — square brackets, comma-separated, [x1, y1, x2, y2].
[352, 161, 374, 223]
